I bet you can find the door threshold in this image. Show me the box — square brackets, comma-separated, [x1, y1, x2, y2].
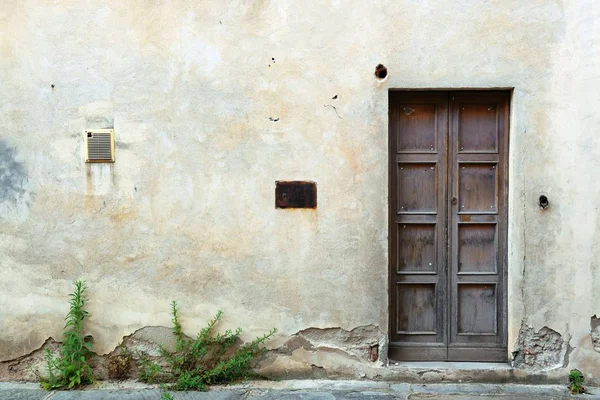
[389, 361, 512, 370]
[380, 361, 557, 384]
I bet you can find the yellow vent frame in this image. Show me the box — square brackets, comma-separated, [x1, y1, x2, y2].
[85, 129, 115, 163]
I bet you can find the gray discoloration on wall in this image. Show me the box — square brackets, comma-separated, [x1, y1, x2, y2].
[0, 141, 32, 221]
[0, 142, 25, 201]
[512, 325, 572, 371]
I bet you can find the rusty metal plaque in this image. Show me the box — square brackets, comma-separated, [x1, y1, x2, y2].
[275, 181, 317, 209]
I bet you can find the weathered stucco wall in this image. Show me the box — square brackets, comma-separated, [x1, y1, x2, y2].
[1, 0, 600, 381]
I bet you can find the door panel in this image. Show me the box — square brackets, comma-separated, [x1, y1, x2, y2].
[458, 163, 498, 213]
[458, 104, 499, 152]
[396, 283, 437, 333]
[397, 104, 438, 152]
[389, 92, 448, 361]
[397, 163, 438, 213]
[389, 91, 509, 362]
[396, 224, 437, 273]
[448, 91, 508, 360]
[457, 223, 497, 273]
[457, 283, 497, 334]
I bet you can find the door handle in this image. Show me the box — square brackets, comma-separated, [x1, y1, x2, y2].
[451, 196, 457, 205]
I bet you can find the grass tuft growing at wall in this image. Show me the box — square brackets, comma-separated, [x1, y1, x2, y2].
[139, 300, 277, 392]
[40, 280, 94, 390]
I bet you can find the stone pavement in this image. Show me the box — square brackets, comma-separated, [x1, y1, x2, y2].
[0, 380, 597, 400]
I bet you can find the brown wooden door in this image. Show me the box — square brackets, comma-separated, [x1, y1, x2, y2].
[389, 91, 509, 362]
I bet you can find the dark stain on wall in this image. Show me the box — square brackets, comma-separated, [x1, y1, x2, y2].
[0, 140, 31, 209]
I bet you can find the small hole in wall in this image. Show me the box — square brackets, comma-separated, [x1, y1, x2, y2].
[51, 84, 55, 89]
[374, 64, 388, 80]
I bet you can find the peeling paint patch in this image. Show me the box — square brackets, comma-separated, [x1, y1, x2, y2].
[271, 325, 385, 365]
[297, 326, 383, 361]
[0, 327, 181, 382]
[276, 335, 315, 355]
[118, 326, 178, 357]
[591, 315, 600, 353]
[512, 324, 572, 370]
[0, 338, 59, 382]
[89, 326, 180, 381]
[0, 325, 584, 384]
[253, 325, 387, 380]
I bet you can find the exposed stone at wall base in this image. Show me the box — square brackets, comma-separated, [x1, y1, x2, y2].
[0, 324, 591, 385]
[0, 338, 58, 382]
[0, 325, 384, 382]
[512, 324, 572, 371]
[0, 326, 177, 382]
[256, 325, 387, 380]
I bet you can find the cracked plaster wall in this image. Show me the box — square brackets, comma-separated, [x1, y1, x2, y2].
[1, 0, 600, 379]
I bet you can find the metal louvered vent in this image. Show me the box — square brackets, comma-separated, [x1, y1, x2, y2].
[85, 129, 114, 163]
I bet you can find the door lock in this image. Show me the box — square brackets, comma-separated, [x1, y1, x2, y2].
[451, 196, 457, 205]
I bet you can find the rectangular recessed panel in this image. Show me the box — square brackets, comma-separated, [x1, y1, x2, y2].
[457, 284, 496, 334]
[458, 224, 497, 273]
[397, 104, 437, 152]
[459, 104, 498, 152]
[397, 224, 436, 273]
[396, 283, 436, 334]
[275, 181, 317, 209]
[397, 163, 437, 213]
[459, 163, 497, 212]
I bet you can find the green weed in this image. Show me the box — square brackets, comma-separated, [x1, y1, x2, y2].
[161, 391, 175, 400]
[140, 300, 277, 391]
[160, 384, 175, 400]
[138, 354, 161, 384]
[108, 346, 133, 379]
[569, 368, 585, 394]
[40, 280, 94, 390]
